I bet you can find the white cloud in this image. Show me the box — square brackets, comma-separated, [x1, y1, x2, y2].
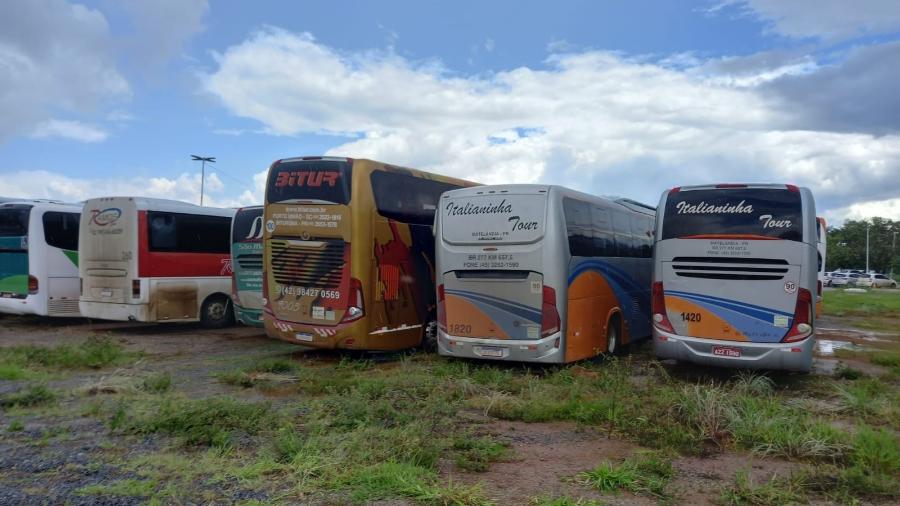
[824, 198, 900, 225]
[202, 28, 900, 223]
[118, 0, 209, 70]
[0, 0, 130, 142]
[0, 170, 252, 209]
[715, 0, 900, 41]
[30, 119, 108, 143]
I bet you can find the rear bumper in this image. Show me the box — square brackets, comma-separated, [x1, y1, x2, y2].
[79, 300, 149, 322]
[653, 327, 813, 372]
[263, 310, 421, 350]
[437, 330, 564, 363]
[0, 296, 37, 316]
[234, 305, 263, 327]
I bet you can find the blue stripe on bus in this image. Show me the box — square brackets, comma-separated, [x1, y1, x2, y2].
[444, 288, 542, 323]
[665, 290, 793, 320]
[567, 259, 652, 338]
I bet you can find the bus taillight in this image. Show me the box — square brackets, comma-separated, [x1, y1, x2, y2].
[342, 277, 365, 323]
[28, 275, 38, 295]
[437, 284, 446, 332]
[132, 280, 141, 298]
[541, 286, 560, 338]
[651, 282, 674, 333]
[783, 288, 812, 342]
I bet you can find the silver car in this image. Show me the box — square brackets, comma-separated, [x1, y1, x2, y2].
[858, 273, 898, 288]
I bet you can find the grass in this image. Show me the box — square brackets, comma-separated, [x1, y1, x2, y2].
[0, 384, 56, 408]
[0, 336, 134, 378]
[77, 478, 158, 498]
[823, 289, 900, 330]
[110, 396, 275, 448]
[578, 451, 674, 500]
[140, 372, 173, 394]
[720, 470, 806, 505]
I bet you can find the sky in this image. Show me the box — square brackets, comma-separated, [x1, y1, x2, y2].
[1, 0, 899, 225]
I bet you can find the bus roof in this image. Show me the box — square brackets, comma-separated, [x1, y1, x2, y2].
[442, 184, 655, 215]
[668, 183, 806, 193]
[0, 200, 82, 212]
[83, 196, 235, 217]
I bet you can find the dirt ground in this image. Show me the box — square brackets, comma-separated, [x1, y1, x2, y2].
[0, 313, 895, 505]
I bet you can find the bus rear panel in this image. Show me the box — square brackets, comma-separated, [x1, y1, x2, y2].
[652, 184, 817, 372]
[231, 206, 264, 326]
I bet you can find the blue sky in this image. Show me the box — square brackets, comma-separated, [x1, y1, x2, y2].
[2, 0, 900, 223]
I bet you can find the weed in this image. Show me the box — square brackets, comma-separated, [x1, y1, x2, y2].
[141, 372, 173, 394]
[452, 436, 509, 472]
[114, 396, 274, 448]
[0, 384, 56, 408]
[578, 451, 674, 499]
[7, 419, 24, 432]
[340, 462, 491, 505]
[530, 497, 605, 506]
[834, 364, 865, 380]
[732, 371, 775, 396]
[77, 478, 157, 497]
[0, 336, 132, 376]
[720, 470, 806, 505]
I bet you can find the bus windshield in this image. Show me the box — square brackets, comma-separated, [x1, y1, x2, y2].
[661, 188, 802, 241]
[233, 207, 263, 243]
[266, 160, 352, 204]
[441, 193, 546, 245]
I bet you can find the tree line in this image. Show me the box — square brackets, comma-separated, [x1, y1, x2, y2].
[826, 218, 899, 276]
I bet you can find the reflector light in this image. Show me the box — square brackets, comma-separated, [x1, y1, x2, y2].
[437, 284, 446, 332]
[27, 275, 38, 295]
[341, 278, 365, 323]
[651, 282, 674, 333]
[715, 183, 747, 188]
[783, 288, 813, 342]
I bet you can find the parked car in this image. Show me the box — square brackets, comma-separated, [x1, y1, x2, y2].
[847, 273, 866, 286]
[858, 273, 898, 288]
[828, 272, 853, 287]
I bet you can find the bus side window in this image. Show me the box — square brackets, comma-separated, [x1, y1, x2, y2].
[149, 213, 177, 250]
[371, 171, 460, 225]
[631, 215, 652, 258]
[563, 198, 592, 257]
[42, 212, 79, 251]
[590, 206, 616, 256]
[612, 212, 634, 257]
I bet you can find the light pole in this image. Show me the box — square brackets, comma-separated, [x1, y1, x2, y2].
[892, 230, 897, 279]
[865, 222, 870, 273]
[191, 155, 216, 206]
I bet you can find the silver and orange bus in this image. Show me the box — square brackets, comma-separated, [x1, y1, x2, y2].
[651, 184, 818, 372]
[435, 184, 656, 363]
[262, 156, 477, 350]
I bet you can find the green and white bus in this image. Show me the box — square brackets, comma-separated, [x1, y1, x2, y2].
[231, 206, 264, 326]
[0, 200, 82, 317]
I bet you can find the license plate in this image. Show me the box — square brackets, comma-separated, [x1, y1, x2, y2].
[0, 293, 12, 298]
[477, 346, 504, 358]
[101, 288, 113, 297]
[295, 333, 314, 342]
[712, 346, 742, 358]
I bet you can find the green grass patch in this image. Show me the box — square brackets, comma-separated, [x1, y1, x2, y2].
[140, 372, 173, 394]
[578, 451, 674, 500]
[0, 384, 56, 408]
[7, 419, 24, 432]
[721, 470, 806, 505]
[452, 436, 509, 472]
[823, 289, 900, 319]
[0, 336, 135, 378]
[339, 461, 490, 505]
[111, 396, 275, 448]
[77, 478, 158, 498]
[530, 497, 604, 506]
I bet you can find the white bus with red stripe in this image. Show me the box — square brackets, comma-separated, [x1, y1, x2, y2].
[79, 197, 236, 327]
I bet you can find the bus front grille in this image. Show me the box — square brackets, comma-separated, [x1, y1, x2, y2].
[672, 256, 789, 281]
[269, 239, 345, 288]
[237, 254, 263, 270]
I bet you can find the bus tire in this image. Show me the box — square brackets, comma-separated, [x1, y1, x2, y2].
[606, 314, 620, 355]
[201, 295, 234, 329]
[421, 321, 438, 353]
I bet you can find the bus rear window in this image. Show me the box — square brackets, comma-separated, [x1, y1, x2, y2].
[0, 207, 30, 237]
[266, 160, 352, 205]
[662, 189, 802, 241]
[232, 208, 264, 243]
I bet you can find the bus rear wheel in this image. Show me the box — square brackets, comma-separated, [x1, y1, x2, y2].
[201, 295, 234, 329]
[605, 315, 620, 355]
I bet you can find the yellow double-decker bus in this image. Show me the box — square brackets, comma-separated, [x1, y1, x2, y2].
[262, 156, 477, 350]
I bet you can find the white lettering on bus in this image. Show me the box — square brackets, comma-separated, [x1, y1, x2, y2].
[758, 214, 792, 228]
[675, 200, 754, 215]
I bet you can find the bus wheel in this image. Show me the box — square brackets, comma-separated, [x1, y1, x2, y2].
[201, 295, 234, 329]
[421, 321, 438, 353]
[606, 315, 620, 355]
